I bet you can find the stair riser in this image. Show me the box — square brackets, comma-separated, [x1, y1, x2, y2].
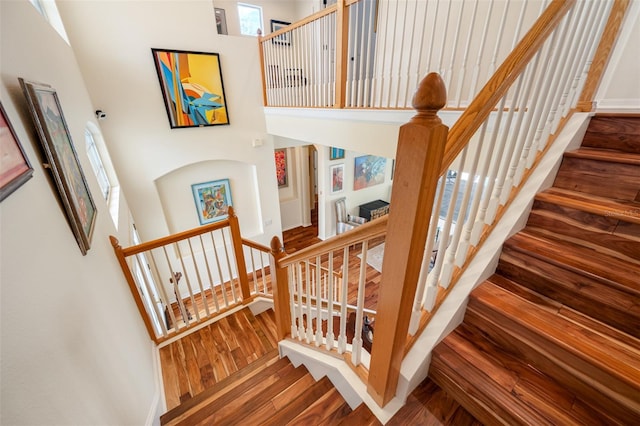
[582, 116, 640, 154]
[554, 157, 640, 201]
[527, 202, 640, 264]
[463, 305, 640, 424]
[496, 253, 640, 338]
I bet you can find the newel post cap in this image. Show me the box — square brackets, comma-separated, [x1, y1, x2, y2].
[412, 73, 447, 117]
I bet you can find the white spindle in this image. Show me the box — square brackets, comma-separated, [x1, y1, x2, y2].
[392, 0, 409, 107]
[288, 266, 298, 338]
[199, 235, 220, 312]
[162, 246, 190, 326]
[437, 0, 453, 79]
[315, 255, 323, 346]
[174, 242, 200, 321]
[488, 0, 510, 75]
[455, 0, 479, 107]
[326, 251, 335, 351]
[468, 0, 494, 101]
[444, 0, 465, 93]
[296, 263, 306, 340]
[352, 240, 368, 366]
[187, 238, 210, 317]
[338, 247, 349, 354]
[133, 253, 168, 337]
[220, 229, 239, 303]
[210, 231, 229, 308]
[304, 261, 314, 343]
[402, 0, 420, 107]
[149, 250, 178, 331]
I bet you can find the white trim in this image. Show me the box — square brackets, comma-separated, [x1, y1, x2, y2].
[595, 98, 640, 113]
[147, 341, 163, 426]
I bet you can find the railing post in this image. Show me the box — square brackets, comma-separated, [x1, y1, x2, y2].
[257, 35, 268, 106]
[269, 236, 291, 341]
[576, 0, 630, 112]
[334, 0, 349, 108]
[367, 73, 449, 407]
[110, 236, 159, 343]
[227, 207, 252, 302]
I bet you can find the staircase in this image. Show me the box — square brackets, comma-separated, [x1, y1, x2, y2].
[429, 114, 640, 424]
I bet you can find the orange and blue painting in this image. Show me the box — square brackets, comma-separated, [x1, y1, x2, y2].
[152, 49, 229, 128]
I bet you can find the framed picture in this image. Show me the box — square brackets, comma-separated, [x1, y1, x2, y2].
[192, 178, 232, 225]
[330, 164, 344, 194]
[270, 20, 291, 45]
[19, 79, 97, 255]
[151, 48, 230, 128]
[330, 147, 345, 160]
[354, 155, 387, 191]
[274, 149, 288, 188]
[0, 102, 34, 202]
[215, 8, 228, 35]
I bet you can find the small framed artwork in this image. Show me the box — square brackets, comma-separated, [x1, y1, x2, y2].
[215, 8, 228, 35]
[354, 155, 387, 190]
[151, 48, 230, 128]
[0, 102, 34, 202]
[330, 147, 345, 160]
[192, 178, 232, 225]
[270, 20, 291, 45]
[274, 149, 288, 188]
[19, 79, 97, 255]
[330, 164, 344, 194]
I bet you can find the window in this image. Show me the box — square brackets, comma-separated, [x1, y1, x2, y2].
[237, 3, 263, 36]
[28, 0, 70, 44]
[85, 129, 111, 200]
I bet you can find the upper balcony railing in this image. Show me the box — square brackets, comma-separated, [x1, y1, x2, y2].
[259, 0, 563, 110]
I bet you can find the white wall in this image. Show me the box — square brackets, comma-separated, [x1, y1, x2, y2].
[0, 1, 157, 425]
[57, 0, 283, 248]
[213, 0, 313, 36]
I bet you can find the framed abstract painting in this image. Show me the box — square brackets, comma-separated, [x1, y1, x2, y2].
[192, 178, 232, 225]
[330, 147, 345, 160]
[330, 164, 344, 194]
[151, 48, 230, 128]
[0, 102, 33, 202]
[19, 79, 97, 255]
[274, 149, 288, 188]
[354, 155, 386, 190]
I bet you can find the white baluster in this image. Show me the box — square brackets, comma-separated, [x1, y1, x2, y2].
[338, 247, 349, 354]
[326, 251, 335, 351]
[187, 238, 210, 317]
[351, 240, 368, 366]
[199, 235, 220, 312]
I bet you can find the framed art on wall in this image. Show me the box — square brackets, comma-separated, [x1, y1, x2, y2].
[354, 155, 386, 190]
[151, 48, 230, 128]
[330, 163, 344, 194]
[19, 79, 97, 255]
[215, 8, 228, 35]
[270, 20, 291, 45]
[274, 149, 288, 188]
[192, 178, 232, 225]
[329, 147, 345, 160]
[0, 102, 33, 202]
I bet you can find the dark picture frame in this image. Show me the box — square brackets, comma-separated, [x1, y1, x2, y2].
[151, 48, 230, 128]
[19, 79, 97, 255]
[0, 102, 33, 201]
[192, 178, 232, 225]
[270, 19, 291, 45]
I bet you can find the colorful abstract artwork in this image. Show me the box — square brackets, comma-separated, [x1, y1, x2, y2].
[0, 102, 33, 202]
[274, 149, 288, 188]
[330, 147, 345, 160]
[192, 179, 232, 225]
[151, 49, 229, 128]
[354, 155, 387, 191]
[330, 164, 344, 194]
[20, 79, 97, 255]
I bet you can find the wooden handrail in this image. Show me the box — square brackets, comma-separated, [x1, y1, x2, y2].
[241, 238, 271, 253]
[577, 0, 631, 111]
[120, 214, 232, 257]
[441, 0, 575, 174]
[260, 5, 338, 43]
[279, 216, 388, 267]
[228, 209, 251, 301]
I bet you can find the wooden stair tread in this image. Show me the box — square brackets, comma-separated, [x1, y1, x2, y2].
[469, 282, 640, 404]
[563, 147, 640, 165]
[260, 376, 335, 426]
[505, 230, 640, 294]
[431, 327, 612, 425]
[536, 187, 640, 225]
[337, 403, 383, 425]
[160, 348, 281, 424]
[487, 274, 640, 352]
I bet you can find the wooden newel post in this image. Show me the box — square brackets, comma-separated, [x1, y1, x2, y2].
[227, 207, 252, 302]
[367, 73, 449, 407]
[110, 235, 158, 343]
[269, 236, 291, 341]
